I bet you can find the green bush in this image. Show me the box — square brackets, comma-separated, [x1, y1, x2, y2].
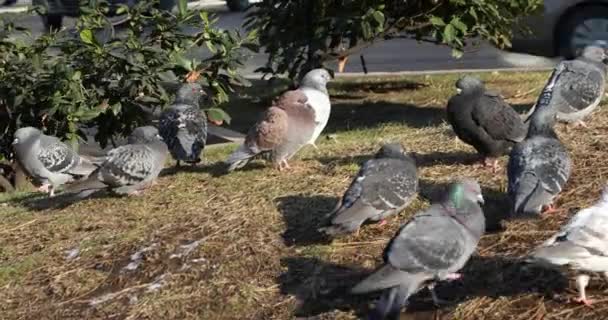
[246, 0, 543, 78]
[0, 0, 257, 159]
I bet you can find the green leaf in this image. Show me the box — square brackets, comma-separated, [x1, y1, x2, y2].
[451, 48, 464, 58]
[450, 17, 468, 34]
[178, 0, 188, 16]
[72, 71, 81, 81]
[429, 16, 446, 26]
[79, 29, 96, 45]
[116, 4, 128, 15]
[206, 108, 231, 125]
[372, 11, 385, 26]
[443, 24, 456, 43]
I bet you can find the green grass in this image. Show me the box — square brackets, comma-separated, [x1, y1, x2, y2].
[2, 70, 606, 320]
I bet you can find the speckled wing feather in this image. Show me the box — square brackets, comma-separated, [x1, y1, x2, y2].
[245, 106, 288, 151]
[558, 60, 605, 113]
[98, 145, 156, 186]
[37, 135, 96, 176]
[472, 92, 526, 143]
[159, 104, 207, 163]
[325, 158, 417, 234]
[508, 138, 571, 215]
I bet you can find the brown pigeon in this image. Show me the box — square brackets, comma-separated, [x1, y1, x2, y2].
[225, 90, 316, 171]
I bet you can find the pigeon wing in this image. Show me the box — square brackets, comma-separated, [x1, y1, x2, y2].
[559, 61, 605, 112]
[472, 92, 527, 143]
[386, 211, 466, 273]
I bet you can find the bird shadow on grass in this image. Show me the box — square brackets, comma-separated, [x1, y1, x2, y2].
[275, 194, 338, 246]
[412, 151, 479, 168]
[278, 255, 568, 319]
[158, 159, 268, 178]
[277, 256, 372, 318]
[5, 190, 112, 211]
[418, 179, 509, 233]
[324, 101, 446, 134]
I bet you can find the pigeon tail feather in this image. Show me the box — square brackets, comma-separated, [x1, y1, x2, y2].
[225, 144, 258, 172]
[61, 174, 107, 200]
[368, 281, 418, 320]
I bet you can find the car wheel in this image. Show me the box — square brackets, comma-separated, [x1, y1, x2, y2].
[41, 14, 63, 32]
[226, 0, 249, 12]
[558, 5, 608, 58]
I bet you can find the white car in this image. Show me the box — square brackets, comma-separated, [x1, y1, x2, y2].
[512, 0, 608, 58]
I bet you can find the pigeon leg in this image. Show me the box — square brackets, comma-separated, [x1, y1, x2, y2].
[37, 183, 51, 193]
[175, 160, 181, 168]
[377, 219, 387, 227]
[427, 283, 449, 307]
[541, 203, 560, 215]
[480, 157, 499, 173]
[444, 273, 462, 281]
[310, 143, 319, 150]
[574, 120, 588, 129]
[48, 185, 56, 197]
[573, 274, 594, 306]
[338, 56, 348, 73]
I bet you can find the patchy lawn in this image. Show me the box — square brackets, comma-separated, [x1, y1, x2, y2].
[2, 70, 608, 320]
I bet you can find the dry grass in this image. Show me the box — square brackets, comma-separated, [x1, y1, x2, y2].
[2, 70, 608, 320]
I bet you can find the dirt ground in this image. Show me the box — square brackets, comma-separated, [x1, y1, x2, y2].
[2, 71, 608, 319]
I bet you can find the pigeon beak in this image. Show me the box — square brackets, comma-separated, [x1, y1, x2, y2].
[12, 138, 18, 145]
[477, 194, 485, 205]
[456, 88, 462, 94]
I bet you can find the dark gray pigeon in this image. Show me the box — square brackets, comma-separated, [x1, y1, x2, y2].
[158, 82, 207, 167]
[319, 143, 418, 235]
[528, 186, 608, 306]
[508, 64, 572, 218]
[12, 127, 98, 197]
[225, 89, 316, 172]
[446, 75, 527, 172]
[351, 179, 485, 320]
[63, 126, 168, 198]
[525, 43, 608, 127]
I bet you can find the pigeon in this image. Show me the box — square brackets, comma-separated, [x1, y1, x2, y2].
[62, 126, 168, 198]
[225, 84, 320, 172]
[12, 127, 98, 196]
[158, 82, 207, 167]
[446, 75, 527, 172]
[508, 64, 572, 217]
[524, 43, 608, 128]
[528, 186, 608, 306]
[298, 68, 333, 148]
[351, 179, 485, 320]
[319, 143, 418, 235]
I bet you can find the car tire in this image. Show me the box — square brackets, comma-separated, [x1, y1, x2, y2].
[41, 14, 63, 32]
[557, 5, 608, 59]
[226, 0, 249, 12]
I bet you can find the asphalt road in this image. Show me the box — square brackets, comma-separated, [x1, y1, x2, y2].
[2, 2, 558, 76]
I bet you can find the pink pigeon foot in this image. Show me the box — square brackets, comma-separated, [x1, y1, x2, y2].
[445, 273, 462, 281]
[377, 219, 387, 227]
[37, 184, 50, 193]
[541, 203, 560, 215]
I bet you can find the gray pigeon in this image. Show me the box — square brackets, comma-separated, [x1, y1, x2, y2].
[525, 43, 608, 127]
[508, 64, 572, 217]
[12, 127, 98, 196]
[528, 186, 608, 306]
[319, 143, 418, 235]
[225, 89, 317, 172]
[158, 82, 207, 167]
[447, 75, 527, 171]
[62, 126, 168, 198]
[351, 179, 485, 320]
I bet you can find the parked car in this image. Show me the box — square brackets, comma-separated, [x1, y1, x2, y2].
[512, 0, 608, 58]
[32, 0, 176, 31]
